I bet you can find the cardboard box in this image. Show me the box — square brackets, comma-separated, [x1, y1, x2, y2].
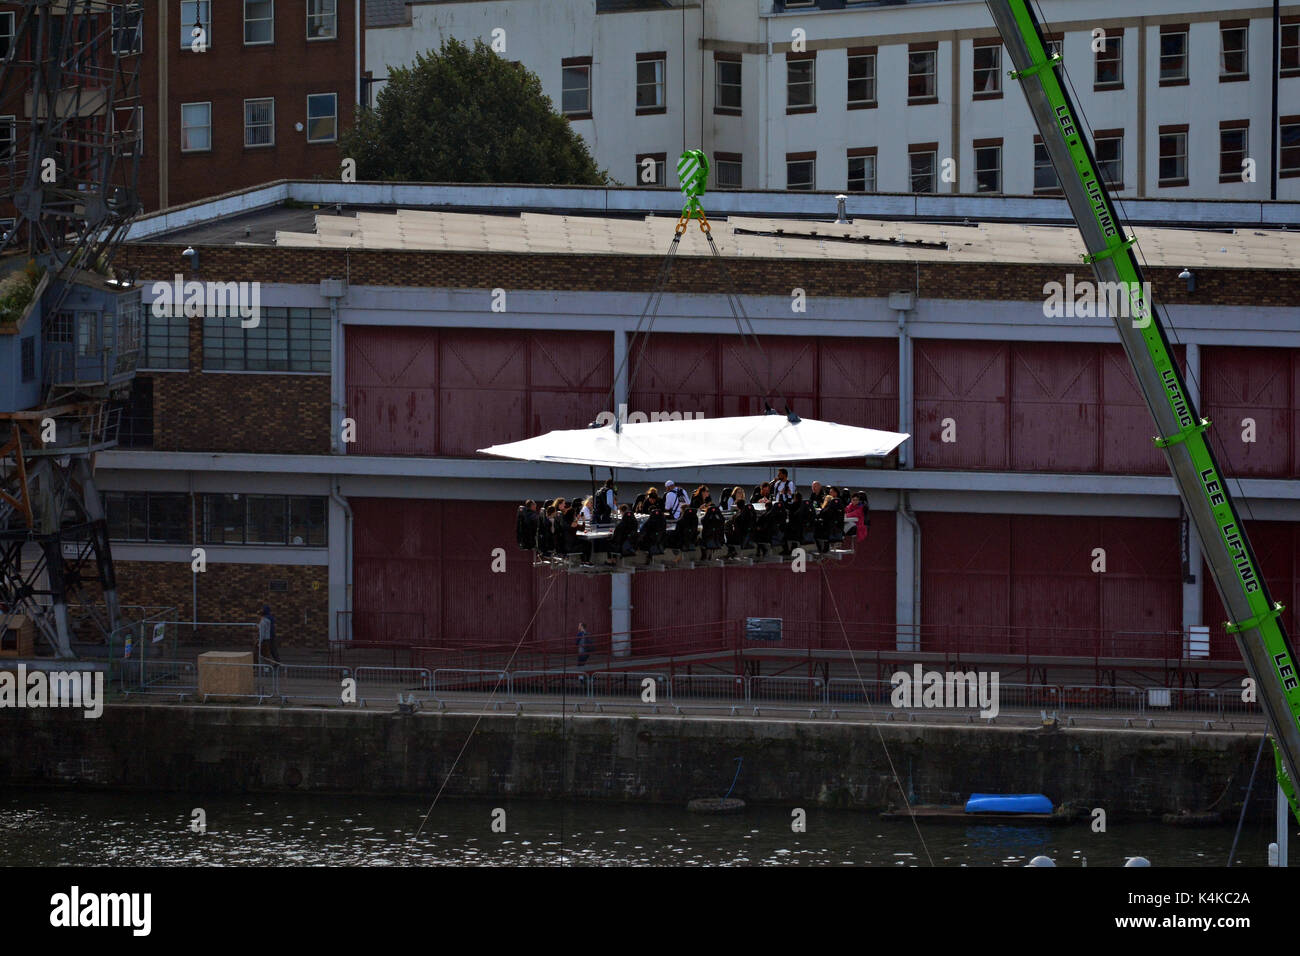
[197, 650, 255, 699]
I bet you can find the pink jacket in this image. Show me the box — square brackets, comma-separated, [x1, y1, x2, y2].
[844, 502, 868, 542]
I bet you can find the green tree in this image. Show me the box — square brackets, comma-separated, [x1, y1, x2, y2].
[341, 38, 607, 185]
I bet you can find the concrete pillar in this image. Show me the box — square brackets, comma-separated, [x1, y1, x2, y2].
[610, 571, 632, 658]
[327, 487, 351, 642]
[896, 505, 919, 652]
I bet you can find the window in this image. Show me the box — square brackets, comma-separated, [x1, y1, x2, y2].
[76, 312, 98, 357]
[1094, 32, 1122, 89]
[909, 145, 937, 192]
[307, 0, 336, 39]
[1283, 22, 1299, 76]
[245, 0, 274, 45]
[1219, 121, 1248, 183]
[974, 140, 1001, 192]
[908, 44, 937, 103]
[1160, 25, 1188, 83]
[787, 55, 815, 113]
[1158, 125, 1188, 186]
[1044, 35, 1063, 59]
[181, 1, 211, 49]
[1220, 22, 1248, 80]
[786, 152, 815, 190]
[141, 308, 188, 370]
[1032, 141, 1059, 192]
[715, 152, 742, 188]
[112, 3, 142, 54]
[180, 102, 211, 152]
[1094, 130, 1123, 188]
[107, 493, 191, 544]
[114, 377, 154, 449]
[20, 337, 34, 383]
[847, 148, 876, 192]
[847, 49, 876, 108]
[562, 58, 592, 117]
[202, 307, 331, 373]
[202, 495, 326, 546]
[306, 92, 337, 142]
[0, 12, 14, 60]
[636, 54, 665, 113]
[245, 98, 275, 147]
[48, 312, 74, 344]
[0, 115, 14, 161]
[714, 55, 742, 114]
[635, 152, 666, 186]
[1282, 116, 1300, 178]
[973, 41, 1001, 98]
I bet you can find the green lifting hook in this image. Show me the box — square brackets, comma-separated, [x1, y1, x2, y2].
[677, 149, 709, 221]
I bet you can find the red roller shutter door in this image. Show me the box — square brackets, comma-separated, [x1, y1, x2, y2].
[920, 513, 1012, 649]
[819, 339, 898, 438]
[720, 336, 816, 419]
[627, 336, 721, 420]
[1011, 343, 1100, 473]
[913, 341, 1009, 470]
[1102, 345, 1185, 475]
[345, 328, 439, 457]
[1201, 347, 1297, 479]
[1203, 520, 1299, 658]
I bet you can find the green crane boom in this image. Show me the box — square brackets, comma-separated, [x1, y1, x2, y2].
[987, 0, 1300, 820]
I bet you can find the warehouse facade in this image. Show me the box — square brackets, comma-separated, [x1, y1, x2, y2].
[94, 182, 1300, 670]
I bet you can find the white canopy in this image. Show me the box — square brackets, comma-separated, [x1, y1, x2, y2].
[478, 415, 909, 470]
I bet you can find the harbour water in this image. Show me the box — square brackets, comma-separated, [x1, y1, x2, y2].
[0, 790, 1279, 867]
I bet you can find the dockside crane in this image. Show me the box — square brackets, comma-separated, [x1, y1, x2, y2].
[986, 0, 1300, 822]
[0, 1, 145, 659]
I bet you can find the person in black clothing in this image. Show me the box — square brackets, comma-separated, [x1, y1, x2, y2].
[690, 484, 713, 509]
[725, 502, 755, 556]
[515, 500, 539, 550]
[675, 504, 699, 549]
[637, 506, 668, 559]
[700, 503, 726, 556]
[783, 493, 813, 554]
[609, 505, 638, 560]
[815, 492, 844, 552]
[536, 505, 556, 554]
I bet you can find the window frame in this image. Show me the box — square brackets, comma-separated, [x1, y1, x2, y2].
[1157, 124, 1189, 187]
[307, 0, 337, 41]
[1093, 129, 1124, 189]
[714, 151, 742, 188]
[179, 101, 212, 153]
[973, 138, 1002, 193]
[847, 146, 877, 193]
[1219, 120, 1249, 183]
[140, 306, 189, 371]
[972, 40, 1002, 100]
[0, 114, 15, 161]
[561, 57, 593, 119]
[909, 143, 938, 193]
[244, 97, 275, 148]
[635, 151, 667, 186]
[847, 47, 877, 109]
[1219, 21, 1249, 81]
[305, 92, 338, 144]
[1159, 24, 1189, 85]
[111, 2, 143, 55]
[1093, 31, 1123, 90]
[1032, 138, 1059, 194]
[635, 52, 666, 115]
[181, 1, 212, 50]
[714, 53, 742, 115]
[0, 11, 15, 61]
[244, 0, 275, 46]
[1282, 20, 1300, 77]
[907, 43, 938, 105]
[786, 53, 816, 115]
[1281, 115, 1300, 179]
[202, 307, 331, 374]
[785, 151, 816, 191]
[107, 492, 191, 545]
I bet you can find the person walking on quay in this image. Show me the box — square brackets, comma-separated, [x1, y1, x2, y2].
[258, 604, 282, 667]
[576, 622, 592, 666]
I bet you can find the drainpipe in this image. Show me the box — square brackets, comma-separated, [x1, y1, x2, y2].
[888, 290, 915, 468]
[897, 491, 921, 652]
[355, 0, 362, 111]
[1272, 0, 1280, 200]
[321, 278, 347, 453]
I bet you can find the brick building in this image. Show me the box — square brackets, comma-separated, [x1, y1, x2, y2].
[94, 181, 1300, 670]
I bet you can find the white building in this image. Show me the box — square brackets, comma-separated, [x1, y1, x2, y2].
[365, 0, 1300, 199]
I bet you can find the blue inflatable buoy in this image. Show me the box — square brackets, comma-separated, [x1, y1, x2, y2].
[965, 793, 1054, 814]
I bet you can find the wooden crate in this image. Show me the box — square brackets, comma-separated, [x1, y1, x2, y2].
[197, 651, 255, 699]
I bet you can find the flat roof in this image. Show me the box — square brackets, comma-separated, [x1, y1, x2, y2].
[245, 207, 1298, 269]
